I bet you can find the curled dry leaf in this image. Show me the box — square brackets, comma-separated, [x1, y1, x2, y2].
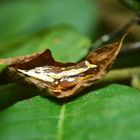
[0, 36, 125, 98]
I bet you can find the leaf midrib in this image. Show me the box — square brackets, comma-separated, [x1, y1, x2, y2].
[57, 104, 66, 140]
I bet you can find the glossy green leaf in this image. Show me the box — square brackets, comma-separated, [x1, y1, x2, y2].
[0, 84, 140, 140]
[0, 0, 98, 46]
[0, 65, 7, 73]
[0, 26, 91, 62]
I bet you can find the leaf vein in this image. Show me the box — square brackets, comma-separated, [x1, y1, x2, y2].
[57, 104, 65, 140]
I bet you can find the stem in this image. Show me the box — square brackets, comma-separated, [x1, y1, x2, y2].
[98, 66, 140, 85]
[88, 14, 140, 52]
[131, 75, 140, 89]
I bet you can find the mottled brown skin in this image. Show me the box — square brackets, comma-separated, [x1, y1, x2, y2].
[0, 36, 125, 98]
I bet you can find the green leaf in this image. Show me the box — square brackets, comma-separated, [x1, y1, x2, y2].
[0, 26, 91, 62]
[0, 65, 7, 73]
[0, 0, 98, 45]
[0, 84, 39, 110]
[0, 84, 140, 140]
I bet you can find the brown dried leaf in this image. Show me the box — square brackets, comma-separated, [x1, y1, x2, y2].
[0, 36, 125, 98]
